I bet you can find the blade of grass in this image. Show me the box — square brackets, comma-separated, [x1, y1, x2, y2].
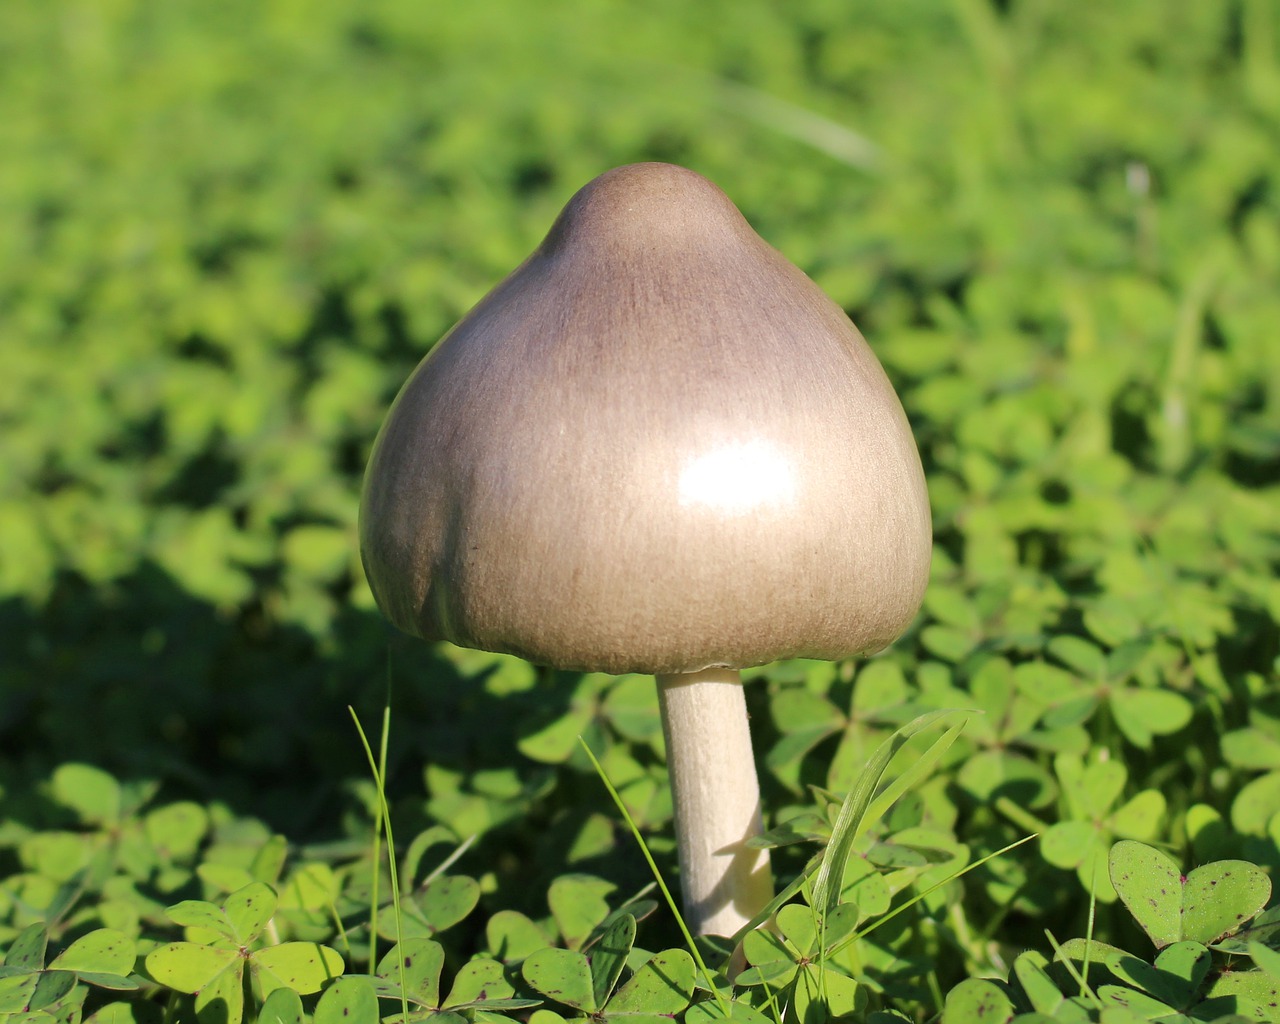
[807, 709, 969, 993]
[422, 833, 477, 886]
[863, 718, 968, 835]
[1044, 929, 1101, 1009]
[715, 80, 884, 172]
[578, 737, 730, 1016]
[350, 705, 410, 1024]
[1082, 851, 1100, 1001]
[825, 832, 1038, 962]
[811, 710, 971, 924]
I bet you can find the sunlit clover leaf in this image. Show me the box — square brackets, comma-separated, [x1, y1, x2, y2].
[375, 938, 445, 1009]
[249, 942, 344, 1001]
[313, 976, 379, 1024]
[951, 662, 1062, 809]
[486, 910, 553, 964]
[146, 943, 244, 1024]
[792, 958, 863, 1024]
[957, 749, 1056, 814]
[162, 881, 277, 947]
[402, 827, 467, 889]
[148, 883, 343, 1024]
[1199, 967, 1280, 1022]
[825, 660, 916, 794]
[164, 903, 237, 944]
[444, 957, 536, 1011]
[197, 862, 256, 898]
[940, 978, 1014, 1023]
[1093, 549, 1235, 651]
[737, 928, 799, 989]
[527, 1010, 570, 1024]
[275, 862, 338, 938]
[258, 986, 304, 1024]
[0, 945, 42, 1003]
[250, 835, 289, 887]
[522, 918, 690, 1023]
[548, 875, 615, 951]
[19, 830, 94, 886]
[47, 928, 138, 989]
[1040, 754, 1165, 902]
[143, 800, 210, 871]
[1083, 596, 1146, 649]
[0, 1010, 58, 1024]
[919, 584, 982, 664]
[1231, 772, 1280, 837]
[1252, 941, 1280, 984]
[1110, 841, 1271, 950]
[1223, 725, 1280, 771]
[834, 857, 891, 923]
[0, 924, 139, 1018]
[50, 764, 122, 827]
[1110, 687, 1195, 751]
[0, 969, 40, 1013]
[1, 976, 76, 1024]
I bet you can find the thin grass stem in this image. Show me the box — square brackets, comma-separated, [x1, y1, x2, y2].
[351, 705, 411, 1024]
[578, 737, 731, 1016]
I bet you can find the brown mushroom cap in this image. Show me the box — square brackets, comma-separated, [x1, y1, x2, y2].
[360, 162, 931, 675]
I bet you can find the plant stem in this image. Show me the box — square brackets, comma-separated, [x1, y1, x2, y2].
[656, 668, 773, 937]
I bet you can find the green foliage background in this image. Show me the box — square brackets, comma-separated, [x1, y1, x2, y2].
[1, 0, 1278, 1019]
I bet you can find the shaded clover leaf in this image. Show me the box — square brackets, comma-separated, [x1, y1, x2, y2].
[736, 904, 864, 1020]
[375, 874, 481, 942]
[522, 948, 597, 1013]
[602, 949, 696, 1021]
[1046, 635, 1194, 750]
[521, 914, 693, 1024]
[1010, 950, 1090, 1022]
[0, 922, 139, 1024]
[1105, 941, 1212, 1013]
[374, 937, 539, 1021]
[1038, 753, 1165, 902]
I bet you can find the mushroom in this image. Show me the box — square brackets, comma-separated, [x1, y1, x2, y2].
[359, 163, 931, 938]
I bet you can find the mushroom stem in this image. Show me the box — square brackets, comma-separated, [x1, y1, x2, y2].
[656, 668, 773, 937]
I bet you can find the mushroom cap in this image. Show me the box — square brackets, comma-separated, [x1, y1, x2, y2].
[360, 163, 931, 675]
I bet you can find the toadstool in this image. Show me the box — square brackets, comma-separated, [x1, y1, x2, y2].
[359, 162, 931, 938]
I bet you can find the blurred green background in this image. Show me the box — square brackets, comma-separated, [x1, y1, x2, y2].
[2, 0, 1278, 951]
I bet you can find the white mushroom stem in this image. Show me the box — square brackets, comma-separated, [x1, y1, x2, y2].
[656, 668, 773, 937]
